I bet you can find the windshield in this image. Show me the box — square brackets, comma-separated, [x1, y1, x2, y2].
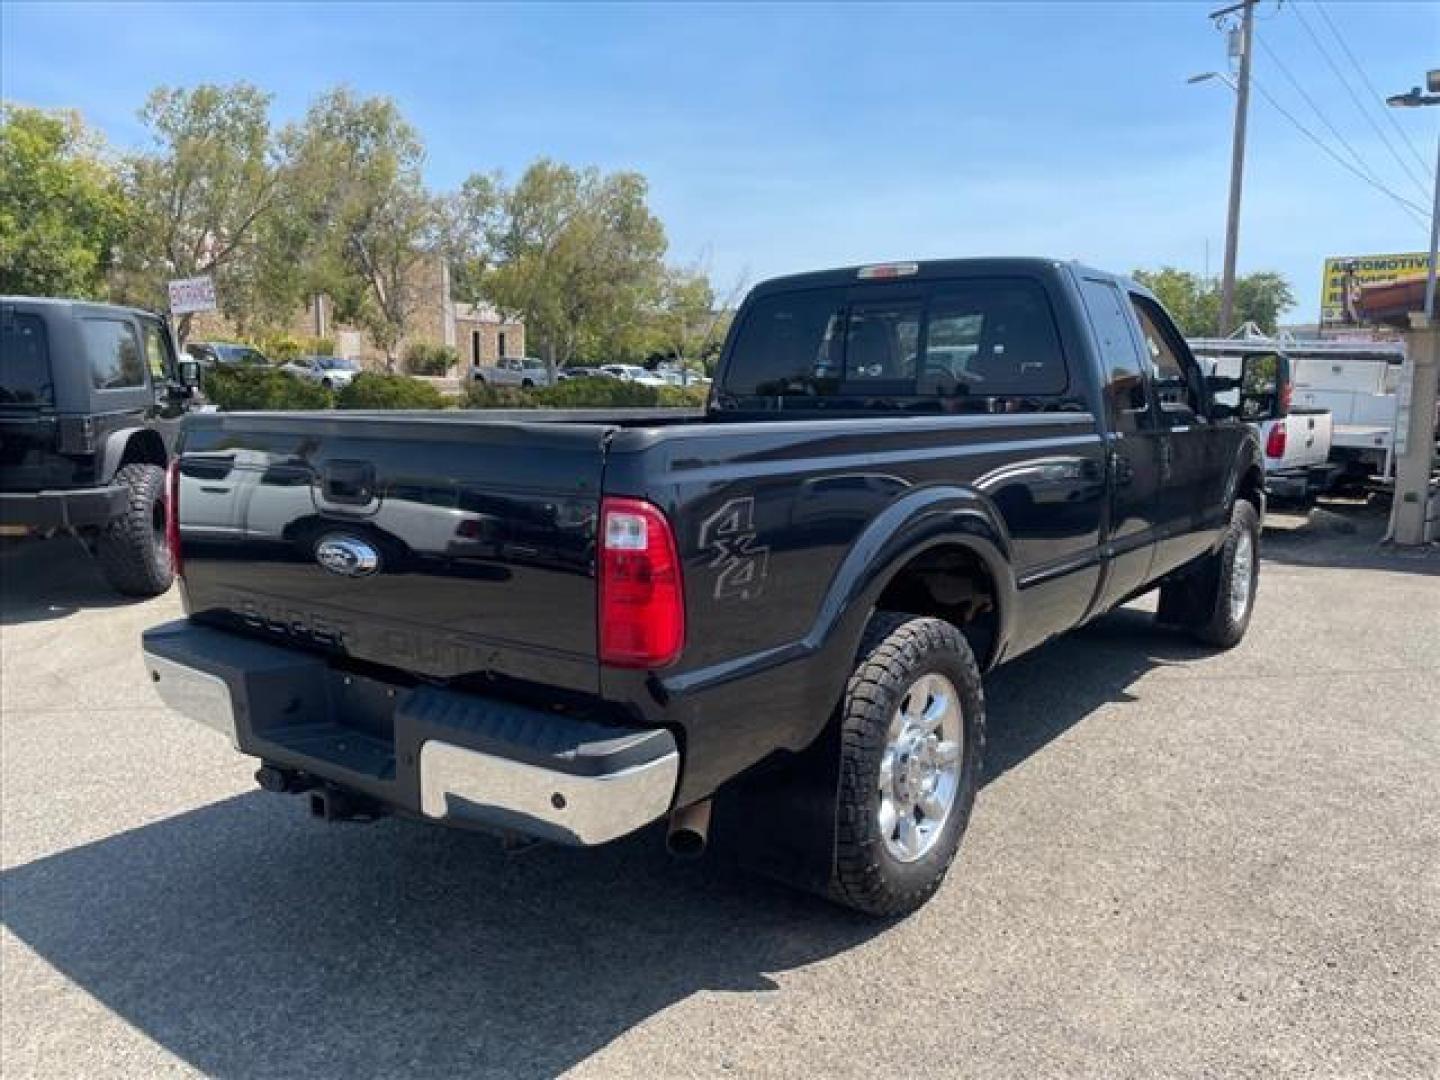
[318, 357, 356, 370]
[0, 313, 52, 406]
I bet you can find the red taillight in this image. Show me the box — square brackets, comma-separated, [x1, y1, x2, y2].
[598, 497, 685, 668]
[1265, 424, 1287, 459]
[165, 458, 182, 575]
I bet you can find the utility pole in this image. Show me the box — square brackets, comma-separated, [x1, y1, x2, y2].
[1384, 72, 1440, 546]
[1213, 0, 1255, 337]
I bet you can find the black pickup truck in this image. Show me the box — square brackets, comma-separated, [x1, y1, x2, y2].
[142, 259, 1283, 915]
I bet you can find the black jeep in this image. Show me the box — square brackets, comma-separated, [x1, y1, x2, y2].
[0, 296, 201, 596]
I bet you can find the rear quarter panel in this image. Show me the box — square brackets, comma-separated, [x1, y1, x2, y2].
[604, 411, 1107, 801]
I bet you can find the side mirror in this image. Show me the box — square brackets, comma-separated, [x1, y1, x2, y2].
[178, 359, 201, 388]
[1238, 351, 1291, 421]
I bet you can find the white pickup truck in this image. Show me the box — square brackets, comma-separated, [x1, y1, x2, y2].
[1197, 352, 1337, 506]
[469, 356, 554, 388]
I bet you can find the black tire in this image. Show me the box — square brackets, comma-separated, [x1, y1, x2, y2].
[95, 463, 174, 597]
[1156, 499, 1260, 649]
[830, 613, 986, 916]
[521, 378, 534, 389]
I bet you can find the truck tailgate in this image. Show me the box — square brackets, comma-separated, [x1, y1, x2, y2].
[177, 411, 612, 695]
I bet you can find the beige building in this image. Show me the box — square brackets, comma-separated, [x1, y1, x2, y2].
[189, 256, 524, 371]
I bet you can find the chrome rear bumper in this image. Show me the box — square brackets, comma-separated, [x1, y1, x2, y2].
[142, 620, 679, 846]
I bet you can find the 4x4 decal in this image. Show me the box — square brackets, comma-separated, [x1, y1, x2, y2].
[699, 497, 770, 601]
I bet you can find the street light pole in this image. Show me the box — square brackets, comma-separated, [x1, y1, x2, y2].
[1214, 0, 1254, 337]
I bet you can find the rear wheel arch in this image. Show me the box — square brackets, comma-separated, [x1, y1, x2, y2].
[873, 540, 1006, 670]
[103, 428, 168, 482]
[805, 493, 1019, 726]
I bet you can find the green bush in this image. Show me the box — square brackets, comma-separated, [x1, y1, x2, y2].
[461, 382, 536, 409]
[657, 385, 709, 408]
[203, 367, 333, 411]
[460, 376, 708, 411]
[336, 372, 448, 410]
[256, 335, 335, 362]
[534, 379, 660, 407]
[404, 342, 457, 376]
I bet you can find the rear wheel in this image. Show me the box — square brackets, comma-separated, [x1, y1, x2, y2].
[829, 614, 985, 916]
[1157, 499, 1260, 648]
[95, 463, 173, 597]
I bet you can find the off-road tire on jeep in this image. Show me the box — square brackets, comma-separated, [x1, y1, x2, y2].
[829, 613, 985, 916]
[1156, 499, 1260, 649]
[96, 463, 173, 597]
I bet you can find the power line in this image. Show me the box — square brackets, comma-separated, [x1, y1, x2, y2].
[1289, 1, 1432, 200]
[1254, 31, 1384, 187]
[1249, 73, 1432, 227]
[1311, 0, 1430, 176]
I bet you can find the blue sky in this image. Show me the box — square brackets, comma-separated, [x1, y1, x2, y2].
[3, 1, 1436, 322]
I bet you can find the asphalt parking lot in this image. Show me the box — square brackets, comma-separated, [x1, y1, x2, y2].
[2, 505, 1436, 1079]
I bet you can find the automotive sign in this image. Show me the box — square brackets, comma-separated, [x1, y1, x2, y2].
[1321, 252, 1430, 325]
[167, 275, 218, 315]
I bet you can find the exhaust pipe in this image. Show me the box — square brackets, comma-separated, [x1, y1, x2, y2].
[666, 798, 712, 859]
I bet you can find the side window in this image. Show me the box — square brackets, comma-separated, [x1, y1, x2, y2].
[81, 318, 145, 390]
[722, 289, 846, 400]
[142, 322, 173, 380]
[0, 312, 53, 405]
[1077, 277, 1149, 431]
[1128, 295, 1202, 422]
[919, 281, 1067, 398]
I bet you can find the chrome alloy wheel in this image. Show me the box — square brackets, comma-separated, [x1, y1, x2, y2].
[1229, 529, 1255, 623]
[877, 672, 963, 863]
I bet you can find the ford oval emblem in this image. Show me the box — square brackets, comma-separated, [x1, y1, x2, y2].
[315, 535, 380, 578]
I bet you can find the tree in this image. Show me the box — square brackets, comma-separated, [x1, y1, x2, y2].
[283, 89, 439, 367]
[455, 160, 668, 375]
[0, 104, 127, 298]
[115, 84, 283, 339]
[1131, 267, 1296, 336]
[645, 264, 745, 374]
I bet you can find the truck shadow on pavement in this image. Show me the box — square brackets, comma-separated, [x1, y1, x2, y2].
[2, 605, 1211, 1079]
[0, 537, 140, 625]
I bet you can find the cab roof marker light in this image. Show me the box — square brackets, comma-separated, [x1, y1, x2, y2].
[857, 262, 919, 280]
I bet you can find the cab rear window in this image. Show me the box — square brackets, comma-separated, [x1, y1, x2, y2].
[719, 279, 1069, 412]
[0, 312, 52, 406]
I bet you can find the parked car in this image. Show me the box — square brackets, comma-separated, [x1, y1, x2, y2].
[143, 258, 1282, 916]
[470, 356, 553, 388]
[1, 296, 203, 595]
[282, 355, 361, 390]
[657, 368, 711, 387]
[184, 341, 270, 369]
[600, 363, 667, 387]
[557, 366, 612, 381]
